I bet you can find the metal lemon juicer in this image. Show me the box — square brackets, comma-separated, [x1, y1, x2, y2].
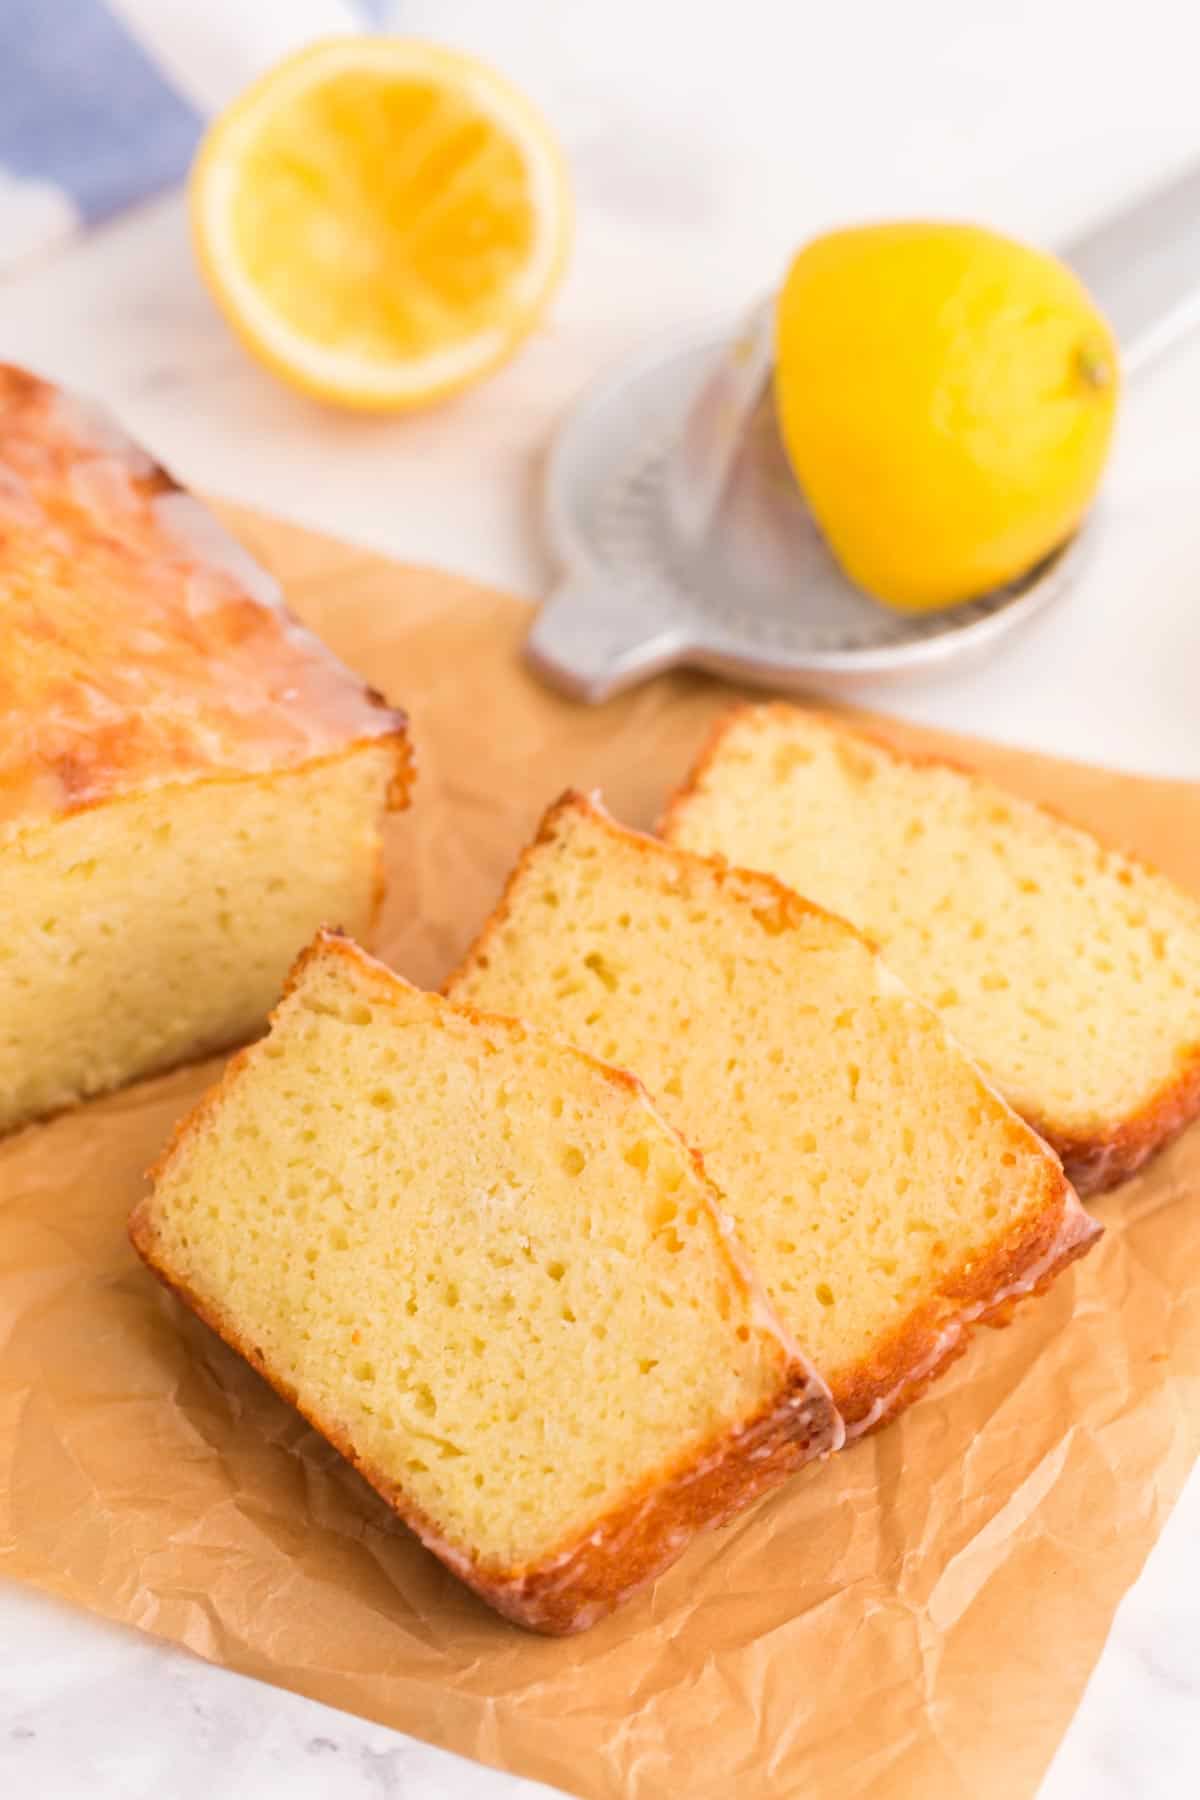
[530, 162, 1200, 702]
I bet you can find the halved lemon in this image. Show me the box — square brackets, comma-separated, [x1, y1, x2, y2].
[190, 37, 573, 410]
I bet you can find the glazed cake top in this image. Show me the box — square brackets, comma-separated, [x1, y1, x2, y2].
[0, 365, 408, 842]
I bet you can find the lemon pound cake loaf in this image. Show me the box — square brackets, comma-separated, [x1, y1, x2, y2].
[663, 705, 1200, 1193]
[448, 794, 1099, 1434]
[0, 366, 411, 1133]
[130, 931, 839, 1635]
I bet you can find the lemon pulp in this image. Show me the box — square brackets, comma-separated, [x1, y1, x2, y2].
[192, 39, 572, 409]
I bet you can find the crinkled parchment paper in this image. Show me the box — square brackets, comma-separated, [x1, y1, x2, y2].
[2, 506, 1198, 1800]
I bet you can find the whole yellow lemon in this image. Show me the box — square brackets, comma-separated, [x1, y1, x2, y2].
[774, 223, 1119, 611]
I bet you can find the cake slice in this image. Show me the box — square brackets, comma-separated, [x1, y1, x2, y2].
[447, 794, 1099, 1434]
[0, 366, 411, 1132]
[663, 704, 1200, 1192]
[130, 931, 839, 1636]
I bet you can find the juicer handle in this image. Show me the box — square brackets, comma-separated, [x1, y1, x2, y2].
[526, 577, 690, 703]
[1064, 159, 1200, 373]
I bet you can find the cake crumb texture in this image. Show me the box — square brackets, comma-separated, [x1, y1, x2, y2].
[1, 748, 398, 1130]
[448, 793, 1096, 1431]
[131, 932, 838, 1634]
[0, 363, 411, 1131]
[664, 704, 1200, 1191]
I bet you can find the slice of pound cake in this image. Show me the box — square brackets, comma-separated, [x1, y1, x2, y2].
[448, 794, 1099, 1434]
[0, 366, 411, 1132]
[130, 931, 839, 1636]
[663, 704, 1200, 1192]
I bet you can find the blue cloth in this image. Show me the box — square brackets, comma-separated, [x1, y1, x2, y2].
[0, 0, 202, 226]
[0, 0, 388, 269]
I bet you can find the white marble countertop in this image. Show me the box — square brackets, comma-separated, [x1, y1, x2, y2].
[2, 2, 1200, 1794]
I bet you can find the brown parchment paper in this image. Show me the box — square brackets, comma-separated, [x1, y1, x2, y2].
[3, 503, 1199, 1800]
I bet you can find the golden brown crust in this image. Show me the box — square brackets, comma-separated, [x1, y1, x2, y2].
[0, 364, 412, 841]
[443, 786, 865, 991]
[661, 702, 1200, 1194]
[829, 1173, 1099, 1434]
[448, 789, 1101, 1437]
[132, 929, 841, 1635]
[1026, 1048, 1200, 1196]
